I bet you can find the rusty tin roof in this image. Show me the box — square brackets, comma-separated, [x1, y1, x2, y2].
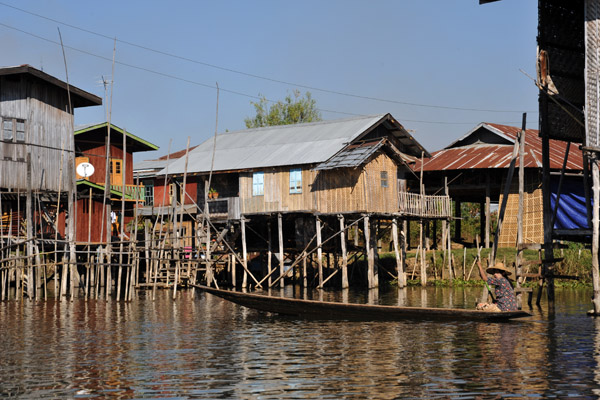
[416, 123, 583, 172]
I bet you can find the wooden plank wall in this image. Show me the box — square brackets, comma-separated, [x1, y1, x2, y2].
[240, 152, 400, 215]
[0, 75, 74, 192]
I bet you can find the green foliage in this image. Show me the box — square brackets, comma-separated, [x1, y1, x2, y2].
[244, 90, 322, 128]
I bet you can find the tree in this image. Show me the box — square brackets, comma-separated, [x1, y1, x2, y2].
[244, 90, 322, 128]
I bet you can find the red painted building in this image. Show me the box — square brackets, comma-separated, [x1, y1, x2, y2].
[71, 123, 158, 243]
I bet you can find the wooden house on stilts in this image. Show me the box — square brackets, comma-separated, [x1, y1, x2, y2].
[417, 122, 583, 249]
[151, 114, 451, 289]
[0, 65, 102, 300]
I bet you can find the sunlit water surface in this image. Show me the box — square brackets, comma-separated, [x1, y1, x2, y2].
[1, 286, 599, 399]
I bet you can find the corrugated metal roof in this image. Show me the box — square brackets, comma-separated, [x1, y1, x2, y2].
[162, 114, 425, 175]
[315, 140, 385, 171]
[133, 159, 170, 172]
[417, 123, 583, 172]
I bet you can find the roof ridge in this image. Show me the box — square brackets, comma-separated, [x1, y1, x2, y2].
[218, 114, 385, 136]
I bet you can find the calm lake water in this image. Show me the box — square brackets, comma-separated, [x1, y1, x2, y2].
[1, 286, 600, 399]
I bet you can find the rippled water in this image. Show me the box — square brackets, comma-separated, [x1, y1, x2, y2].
[1, 286, 600, 399]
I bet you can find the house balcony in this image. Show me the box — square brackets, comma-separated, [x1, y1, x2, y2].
[398, 191, 451, 219]
[108, 183, 145, 201]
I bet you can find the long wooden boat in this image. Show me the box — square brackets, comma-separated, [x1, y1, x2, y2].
[193, 285, 532, 322]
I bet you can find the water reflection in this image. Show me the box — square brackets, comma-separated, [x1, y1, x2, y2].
[0, 287, 599, 398]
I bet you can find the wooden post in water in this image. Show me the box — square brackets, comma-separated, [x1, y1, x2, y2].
[484, 172, 490, 249]
[278, 213, 284, 288]
[393, 218, 405, 288]
[241, 218, 248, 289]
[592, 158, 600, 313]
[302, 251, 307, 287]
[316, 216, 323, 288]
[339, 215, 349, 289]
[364, 215, 375, 289]
[26, 153, 34, 299]
[231, 253, 236, 288]
[516, 120, 526, 307]
[267, 219, 272, 287]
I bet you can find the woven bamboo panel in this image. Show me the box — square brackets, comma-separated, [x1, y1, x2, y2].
[586, 0, 600, 147]
[497, 171, 544, 247]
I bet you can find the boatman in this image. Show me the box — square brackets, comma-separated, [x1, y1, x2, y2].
[476, 260, 518, 312]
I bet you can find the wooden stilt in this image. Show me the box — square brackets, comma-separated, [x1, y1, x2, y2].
[339, 215, 349, 289]
[231, 253, 236, 288]
[591, 159, 600, 313]
[316, 216, 323, 288]
[420, 219, 426, 286]
[241, 218, 248, 289]
[364, 215, 375, 288]
[302, 251, 307, 287]
[485, 172, 490, 249]
[267, 219, 272, 287]
[278, 213, 284, 288]
[393, 218, 405, 288]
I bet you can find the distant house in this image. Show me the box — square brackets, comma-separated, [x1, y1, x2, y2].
[0, 64, 101, 238]
[72, 122, 158, 242]
[157, 114, 447, 220]
[418, 122, 583, 248]
[134, 145, 199, 211]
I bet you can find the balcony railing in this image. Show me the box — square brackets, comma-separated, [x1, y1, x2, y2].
[398, 192, 451, 218]
[108, 184, 145, 201]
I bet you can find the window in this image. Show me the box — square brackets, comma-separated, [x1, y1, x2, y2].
[381, 171, 388, 188]
[144, 180, 154, 206]
[252, 172, 264, 196]
[289, 168, 302, 194]
[2, 118, 26, 143]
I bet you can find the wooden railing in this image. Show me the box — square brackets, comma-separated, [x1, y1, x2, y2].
[109, 184, 145, 201]
[398, 192, 451, 218]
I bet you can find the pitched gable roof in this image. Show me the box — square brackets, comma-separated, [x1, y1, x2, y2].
[162, 114, 427, 175]
[417, 122, 583, 171]
[0, 64, 102, 108]
[75, 122, 159, 153]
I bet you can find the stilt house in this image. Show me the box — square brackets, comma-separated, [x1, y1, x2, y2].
[417, 122, 583, 248]
[0, 65, 101, 240]
[159, 114, 448, 220]
[71, 122, 158, 243]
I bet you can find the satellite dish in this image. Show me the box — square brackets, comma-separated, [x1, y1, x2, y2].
[76, 162, 95, 178]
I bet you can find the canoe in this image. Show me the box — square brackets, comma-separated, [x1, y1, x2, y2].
[193, 285, 532, 322]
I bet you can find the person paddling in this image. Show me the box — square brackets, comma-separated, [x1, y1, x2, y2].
[476, 260, 518, 312]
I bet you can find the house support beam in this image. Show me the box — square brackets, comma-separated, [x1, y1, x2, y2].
[339, 215, 349, 289]
[316, 216, 323, 288]
[241, 217, 248, 289]
[454, 200, 461, 244]
[392, 218, 405, 288]
[278, 213, 284, 288]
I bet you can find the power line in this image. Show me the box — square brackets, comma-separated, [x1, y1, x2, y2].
[0, 1, 538, 114]
[0, 21, 534, 127]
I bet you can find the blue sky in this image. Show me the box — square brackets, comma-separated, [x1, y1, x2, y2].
[0, 0, 538, 160]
